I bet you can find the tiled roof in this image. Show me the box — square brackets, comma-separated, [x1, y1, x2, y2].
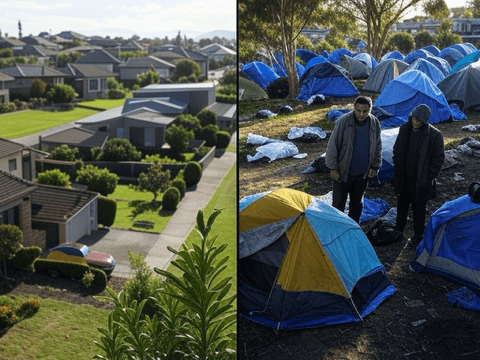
[123, 109, 176, 125]
[200, 43, 236, 55]
[0, 170, 37, 206]
[120, 56, 174, 68]
[76, 49, 122, 64]
[122, 97, 187, 114]
[75, 106, 123, 124]
[58, 45, 102, 54]
[40, 127, 109, 148]
[0, 72, 15, 82]
[58, 63, 116, 78]
[31, 184, 98, 222]
[0, 38, 26, 46]
[0, 64, 67, 78]
[207, 102, 237, 118]
[21, 36, 59, 48]
[15, 45, 58, 57]
[0, 137, 26, 158]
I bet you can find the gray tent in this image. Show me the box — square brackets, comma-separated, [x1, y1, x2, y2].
[363, 59, 408, 93]
[342, 55, 372, 79]
[437, 61, 480, 110]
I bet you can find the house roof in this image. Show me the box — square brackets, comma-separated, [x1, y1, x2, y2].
[0, 137, 27, 158]
[15, 44, 58, 57]
[0, 64, 67, 78]
[21, 36, 60, 48]
[120, 55, 175, 69]
[135, 82, 215, 93]
[120, 40, 145, 51]
[200, 43, 236, 55]
[76, 49, 122, 64]
[151, 51, 185, 61]
[75, 106, 124, 125]
[0, 72, 15, 82]
[0, 169, 37, 206]
[58, 63, 116, 78]
[122, 97, 187, 114]
[40, 127, 109, 148]
[206, 102, 237, 119]
[56, 31, 88, 41]
[31, 183, 98, 223]
[58, 45, 102, 54]
[122, 108, 176, 126]
[0, 38, 26, 47]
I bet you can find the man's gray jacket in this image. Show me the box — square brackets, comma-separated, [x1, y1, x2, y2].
[325, 111, 382, 182]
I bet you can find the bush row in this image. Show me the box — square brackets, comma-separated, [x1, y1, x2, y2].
[0, 296, 41, 330]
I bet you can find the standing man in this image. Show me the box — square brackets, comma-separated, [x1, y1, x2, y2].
[325, 96, 382, 223]
[393, 104, 445, 248]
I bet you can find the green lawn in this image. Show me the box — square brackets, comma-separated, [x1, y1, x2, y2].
[0, 108, 99, 139]
[0, 298, 109, 360]
[77, 96, 131, 110]
[109, 185, 172, 233]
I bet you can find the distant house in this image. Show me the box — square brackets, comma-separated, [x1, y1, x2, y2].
[118, 55, 175, 87]
[13, 45, 58, 64]
[58, 45, 103, 55]
[0, 37, 26, 51]
[21, 36, 61, 51]
[75, 49, 123, 75]
[87, 37, 121, 49]
[206, 102, 237, 130]
[0, 72, 14, 102]
[152, 45, 210, 78]
[199, 43, 236, 62]
[0, 169, 99, 249]
[0, 137, 48, 181]
[0, 64, 66, 100]
[56, 30, 89, 41]
[58, 63, 115, 100]
[120, 40, 146, 52]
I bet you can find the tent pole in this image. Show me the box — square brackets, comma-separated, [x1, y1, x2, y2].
[348, 297, 364, 322]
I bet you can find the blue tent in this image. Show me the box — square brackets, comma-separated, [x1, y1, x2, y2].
[423, 54, 452, 76]
[381, 50, 405, 62]
[322, 50, 329, 58]
[328, 48, 353, 64]
[297, 61, 359, 100]
[450, 43, 475, 56]
[296, 49, 318, 63]
[411, 195, 480, 290]
[374, 70, 451, 128]
[422, 45, 440, 56]
[242, 62, 279, 90]
[463, 42, 478, 52]
[305, 56, 328, 70]
[450, 50, 480, 73]
[354, 53, 378, 69]
[404, 49, 432, 64]
[439, 47, 464, 67]
[404, 58, 445, 84]
[239, 188, 396, 330]
[273, 53, 287, 76]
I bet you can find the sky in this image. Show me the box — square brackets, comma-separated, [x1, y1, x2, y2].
[0, 0, 237, 40]
[402, 0, 469, 18]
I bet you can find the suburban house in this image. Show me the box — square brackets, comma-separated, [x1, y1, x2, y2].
[58, 63, 116, 100]
[0, 169, 99, 250]
[120, 39, 145, 52]
[56, 30, 89, 41]
[0, 37, 26, 51]
[75, 49, 123, 75]
[206, 102, 237, 130]
[88, 36, 121, 48]
[14, 44, 58, 64]
[0, 72, 14, 102]
[118, 55, 175, 87]
[199, 43, 236, 62]
[39, 127, 109, 157]
[152, 45, 210, 78]
[0, 64, 66, 100]
[58, 45, 103, 55]
[0, 137, 48, 181]
[20, 36, 61, 51]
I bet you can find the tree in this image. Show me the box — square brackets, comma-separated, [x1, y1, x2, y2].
[30, 78, 47, 98]
[18, 20, 22, 38]
[136, 67, 160, 87]
[386, 32, 415, 54]
[45, 83, 77, 103]
[99, 138, 141, 162]
[172, 59, 201, 82]
[49, 144, 79, 161]
[239, 0, 324, 98]
[136, 162, 171, 201]
[196, 108, 217, 127]
[176, 113, 202, 137]
[334, 0, 422, 60]
[219, 70, 236, 86]
[434, 19, 463, 49]
[75, 165, 119, 196]
[0, 224, 23, 278]
[423, 0, 450, 19]
[415, 30, 434, 49]
[471, 0, 480, 18]
[35, 169, 71, 187]
[165, 124, 194, 156]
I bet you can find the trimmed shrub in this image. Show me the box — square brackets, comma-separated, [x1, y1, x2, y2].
[99, 138, 141, 162]
[16, 298, 40, 319]
[7, 245, 42, 269]
[192, 146, 211, 162]
[49, 144, 79, 161]
[107, 89, 127, 99]
[162, 187, 181, 211]
[82, 270, 95, 288]
[0, 305, 17, 329]
[35, 168, 71, 187]
[216, 131, 231, 149]
[90, 267, 108, 291]
[196, 108, 217, 127]
[0, 224, 23, 264]
[165, 124, 194, 155]
[97, 196, 117, 227]
[45, 83, 77, 103]
[30, 78, 47, 98]
[33, 258, 90, 279]
[0, 102, 16, 113]
[75, 165, 119, 196]
[183, 161, 202, 187]
[171, 178, 186, 198]
[199, 124, 219, 147]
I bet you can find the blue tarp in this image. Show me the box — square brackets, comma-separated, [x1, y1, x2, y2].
[242, 62, 279, 90]
[373, 70, 452, 128]
[450, 50, 480, 73]
[328, 48, 353, 64]
[423, 54, 452, 76]
[354, 53, 378, 69]
[297, 61, 359, 100]
[411, 195, 480, 291]
[404, 49, 432, 64]
[305, 56, 328, 70]
[297, 48, 318, 63]
[273, 53, 287, 76]
[439, 47, 465, 66]
[450, 43, 475, 56]
[404, 58, 445, 84]
[422, 45, 440, 56]
[381, 50, 405, 62]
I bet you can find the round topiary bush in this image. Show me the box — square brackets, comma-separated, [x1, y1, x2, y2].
[171, 178, 187, 198]
[216, 131, 231, 149]
[183, 161, 202, 187]
[162, 187, 181, 211]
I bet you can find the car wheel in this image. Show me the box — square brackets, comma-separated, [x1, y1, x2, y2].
[48, 268, 61, 278]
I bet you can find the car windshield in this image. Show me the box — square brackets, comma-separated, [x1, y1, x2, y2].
[79, 245, 91, 256]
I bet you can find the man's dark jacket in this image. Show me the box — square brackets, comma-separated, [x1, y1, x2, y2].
[393, 120, 445, 203]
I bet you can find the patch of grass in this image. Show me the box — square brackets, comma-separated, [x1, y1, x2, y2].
[0, 298, 109, 360]
[77, 96, 132, 110]
[109, 185, 171, 233]
[0, 109, 99, 139]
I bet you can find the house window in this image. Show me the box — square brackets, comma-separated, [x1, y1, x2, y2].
[9, 159, 17, 172]
[100, 78, 107, 90]
[89, 79, 99, 91]
[0, 206, 19, 226]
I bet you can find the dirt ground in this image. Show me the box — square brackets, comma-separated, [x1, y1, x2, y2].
[238, 99, 480, 360]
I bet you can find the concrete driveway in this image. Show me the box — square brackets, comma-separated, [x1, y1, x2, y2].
[79, 228, 160, 278]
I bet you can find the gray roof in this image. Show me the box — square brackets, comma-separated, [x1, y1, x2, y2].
[58, 63, 116, 78]
[14, 45, 58, 57]
[122, 97, 187, 114]
[0, 72, 15, 82]
[58, 45, 102, 54]
[56, 31, 88, 41]
[0, 38, 26, 47]
[76, 49, 122, 64]
[135, 82, 215, 94]
[120, 55, 174, 69]
[120, 40, 145, 51]
[206, 102, 237, 119]
[21, 36, 59, 48]
[40, 127, 109, 148]
[0, 169, 37, 206]
[75, 106, 124, 124]
[0, 64, 67, 78]
[122, 108, 176, 126]
[200, 43, 236, 55]
[0, 137, 26, 158]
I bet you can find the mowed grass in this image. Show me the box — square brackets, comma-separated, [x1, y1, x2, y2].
[77, 96, 131, 110]
[109, 184, 172, 233]
[0, 108, 99, 139]
[0, 298, 109, 360]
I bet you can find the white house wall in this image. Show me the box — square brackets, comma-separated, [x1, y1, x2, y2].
[65, 199, 98, 243]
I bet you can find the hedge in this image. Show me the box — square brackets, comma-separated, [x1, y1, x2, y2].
[7, 246, 42, 269]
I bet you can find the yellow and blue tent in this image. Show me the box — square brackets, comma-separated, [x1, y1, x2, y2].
[239, 188, 396, 330]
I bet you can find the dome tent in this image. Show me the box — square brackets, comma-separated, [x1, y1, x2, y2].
[242, 62, 279, 90]
[404, 58, 445, 84]
[438, 61, 480, 111]
[239, 188, 396, 330]
[363, 59, 408, 93]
